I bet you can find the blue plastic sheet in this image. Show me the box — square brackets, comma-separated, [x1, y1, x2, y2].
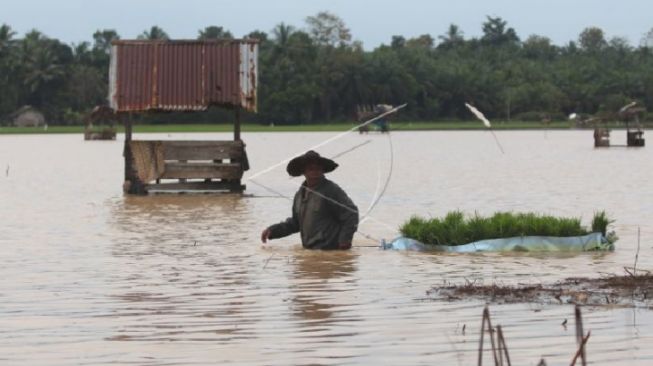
[382, 233, 614, 252]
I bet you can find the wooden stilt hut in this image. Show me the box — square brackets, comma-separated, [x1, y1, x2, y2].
[108, 40, 258, 194]
[622, 106, 646, 147]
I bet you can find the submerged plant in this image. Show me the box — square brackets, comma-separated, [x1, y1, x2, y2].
[399, 211, 615, 246]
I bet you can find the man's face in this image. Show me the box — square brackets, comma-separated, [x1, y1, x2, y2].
[303, 162, 324, 180]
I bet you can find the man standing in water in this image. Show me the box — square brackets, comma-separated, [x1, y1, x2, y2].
[261, 150, 359, 250]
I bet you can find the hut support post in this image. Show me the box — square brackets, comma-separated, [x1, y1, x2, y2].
[230, 107, 244, 192]
[123, 113, 146, 195]
[125, 113, 132, 142]
[234, 107, 241, 141]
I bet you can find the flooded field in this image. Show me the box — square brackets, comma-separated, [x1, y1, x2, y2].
[1, 130, 653, 365]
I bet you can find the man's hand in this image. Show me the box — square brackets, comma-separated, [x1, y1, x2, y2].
[338, 242, 352, 250]
[261, 228, 271, 243]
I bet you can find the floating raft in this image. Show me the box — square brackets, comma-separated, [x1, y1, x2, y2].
[382, 233, 614, 252]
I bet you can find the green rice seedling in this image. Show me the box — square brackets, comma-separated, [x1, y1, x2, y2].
[489, 212, 509, 238]
[467, 213, 492, 241]
[591, 211, 612, 236]
[443, 211, 467, 245]
[426, 218, 444, 245]
[557, 217, 584, 237]
[399, 216, 426, 242]
[400, 211, 614, 246]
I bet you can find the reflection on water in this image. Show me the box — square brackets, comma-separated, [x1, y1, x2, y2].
[1, 132, 653, 365]
[290, 251, 358, 327]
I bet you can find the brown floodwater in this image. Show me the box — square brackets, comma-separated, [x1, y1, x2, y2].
[1, 130, 652, 365]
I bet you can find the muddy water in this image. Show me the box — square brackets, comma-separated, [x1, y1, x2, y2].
[1, 130, 652, 365]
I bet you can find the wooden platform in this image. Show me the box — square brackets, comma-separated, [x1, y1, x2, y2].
[124, 140, 249, 194]
[84, 128, 116, 140]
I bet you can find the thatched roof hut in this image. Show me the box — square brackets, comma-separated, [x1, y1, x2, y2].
[12, 106, 45, 127]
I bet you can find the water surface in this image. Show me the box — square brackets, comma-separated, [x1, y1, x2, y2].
[1, 130, 652, 365]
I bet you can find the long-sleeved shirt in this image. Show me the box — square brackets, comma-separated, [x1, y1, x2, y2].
[268, 178, 359, 250]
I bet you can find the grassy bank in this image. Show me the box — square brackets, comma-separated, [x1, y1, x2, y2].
[400, 211, 613, 246]
[0, 120, 646, 134]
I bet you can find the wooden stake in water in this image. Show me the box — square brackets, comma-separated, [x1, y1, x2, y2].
[571, 331, 591, 366]
[634, 226, 641, 276]
[574, 306, 587, 366]
[496, 325, 512, 366]
[478, 306, 510, 366]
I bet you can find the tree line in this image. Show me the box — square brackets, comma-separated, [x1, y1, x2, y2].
[1, 13, 652, 126]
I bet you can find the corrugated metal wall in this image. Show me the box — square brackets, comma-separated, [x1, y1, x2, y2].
[109, 40, 258, 112]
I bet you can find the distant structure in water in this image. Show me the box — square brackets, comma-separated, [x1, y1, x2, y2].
[594, 102, 646, 147]
[84, 105, 117, 140]
[621, 104, 646, 147]
[577, 103, 646, 148]
[356, 104, 392, 133]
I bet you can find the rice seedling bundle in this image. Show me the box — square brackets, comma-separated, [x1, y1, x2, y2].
[399, 211, 614, 247]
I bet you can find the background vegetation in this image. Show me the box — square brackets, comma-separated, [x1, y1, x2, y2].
[1, 13, 652, 126]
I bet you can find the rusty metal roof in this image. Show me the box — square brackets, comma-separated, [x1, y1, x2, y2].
[109, 40, 258, 113]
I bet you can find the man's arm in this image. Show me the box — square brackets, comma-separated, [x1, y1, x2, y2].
[267, 215, 300, 240]
[263, 194, 300, 242]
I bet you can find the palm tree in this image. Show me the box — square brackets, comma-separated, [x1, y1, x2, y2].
[0, 24, 16, 55]
[18, 30, 66, 108]
[197, 26, 233, 40]
[72, 42, 91, 64]
[0, 24, 18, 115]
[438, 24, 464, 48]
[138, 26, 169, 40]
[92, 29, 119, 54]
[481, 16, 519, 45]
[24, 47, 65, 93]
[272, 23, 294, 52]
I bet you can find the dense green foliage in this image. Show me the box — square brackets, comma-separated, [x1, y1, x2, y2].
[1, 14, 652, 126]
[400, 211, 612, 246]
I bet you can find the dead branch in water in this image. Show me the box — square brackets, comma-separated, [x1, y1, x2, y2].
[432, 273, 653, 307]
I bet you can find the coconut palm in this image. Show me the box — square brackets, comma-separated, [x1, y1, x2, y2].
[481, 16, 519, 45]
[24, 47, 65, 93]
[138, 26, 169, 40]
[92, 29, 119, 54]
[271, 23, 294, 54]
[438, 24, 464, 48]
[197, 26, 232, 40]
[0, 24, 18, 116]
[0, 24, 16, 55]
[18, 30, 66, 110]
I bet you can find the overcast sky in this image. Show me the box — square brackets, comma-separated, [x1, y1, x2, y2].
[2, 0, 652, 48]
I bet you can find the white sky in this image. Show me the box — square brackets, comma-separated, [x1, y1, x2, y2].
[2, 0, 652, 48]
